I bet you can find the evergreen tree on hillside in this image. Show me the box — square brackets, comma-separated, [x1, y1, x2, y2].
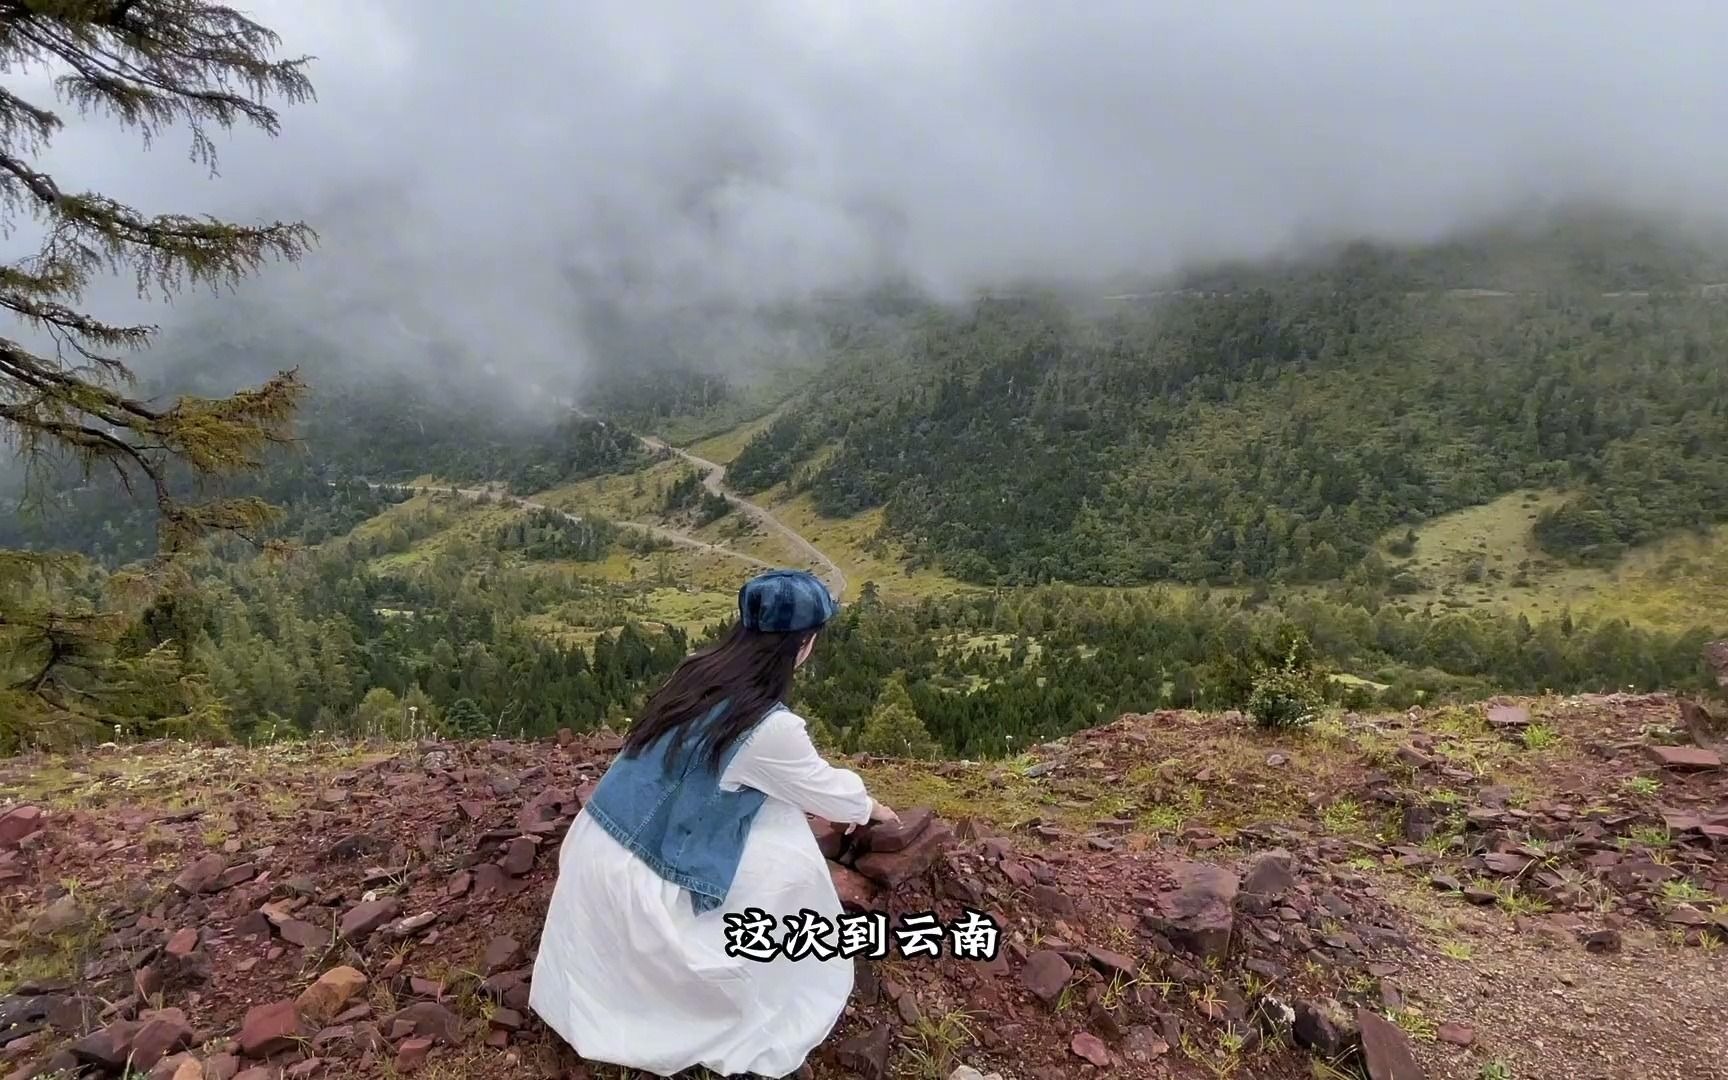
[443, 698, 491, 740]
[856, 674, 939, 758]
[0, 1, 313, 736]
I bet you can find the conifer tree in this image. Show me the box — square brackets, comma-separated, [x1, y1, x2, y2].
[0, 1, 314, 728]
[856, 673, 939, 758]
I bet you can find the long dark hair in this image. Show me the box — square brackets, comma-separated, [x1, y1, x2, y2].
[620, 621, 812, 771]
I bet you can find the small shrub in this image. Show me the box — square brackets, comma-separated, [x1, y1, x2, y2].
[1246, 638, 1326, 730]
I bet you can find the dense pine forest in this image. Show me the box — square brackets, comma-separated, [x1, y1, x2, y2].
[755, 286, 1728, 586]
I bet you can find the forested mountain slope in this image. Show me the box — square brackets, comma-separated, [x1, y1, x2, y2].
[723, 225, 1728, 589]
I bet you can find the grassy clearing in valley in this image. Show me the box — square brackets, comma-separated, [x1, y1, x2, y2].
[1381, 488, 1728, 631]
[685, 407, 784, 465]
[758, 491, 973, 601]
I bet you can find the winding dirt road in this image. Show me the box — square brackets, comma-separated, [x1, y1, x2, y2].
[361, 432, 848, 600]
[637, 434, 847, 599]
[361, 480, 782, 575]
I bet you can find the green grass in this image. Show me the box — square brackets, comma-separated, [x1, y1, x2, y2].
[1379, 487, 1728, 631]
[684, 407, 784, 465]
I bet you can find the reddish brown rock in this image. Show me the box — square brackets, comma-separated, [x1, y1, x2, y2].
[278, 918, 329, 951]
[296, 966, 369, 1023]
[217, 864, 258, 890]
[394, 1036, 433, 1073]
[1084, 946, 1137, 979]
[1437, 1021, 1475, 1047]
[1486, 704, 1532, 730]
[1145, 862, 1238, 960]
[239, 1000, 303, 1059]
[1582, 928, 1622, 954]
[0, 805, 44, 849]
[386, 1002, 462, 1046]
[129, 1009, 194, 1069]
[481, 936, 523, 975]
[853, 818, 954, 888]
[1071, 1031, 1111, 1067]
[173, 853, 228, 895]
[480, 970, 532, 1012]
[830, 863, 879, 910]
[1482, 853, 1532, 876]
[1357, 1008, 1425, 1080]
[809, 818, 847, 860]
[1647, 745, 1722, 771]
[70, 1020, 143, 1070]
[169, 1058, 205, 1080]
[835, 1024, 891, 1080]
[1030, 883, 1076, 917]
[857, 807, 933, 853]
[338, 898, 401, 943]
[500, 837, 537, 877]
[165, 928, 200, 958]
[1293, 999, 1357, 1057]
[1021, 950, 1073, 1005]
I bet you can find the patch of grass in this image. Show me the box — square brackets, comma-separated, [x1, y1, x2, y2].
[1390, 1007, 1438, 1042]
[1519, 724, 1558, 751]
[1479, 1062, 1514, 1080]
[684, 408, 784, 466]
[1622, 826, 1672, 849]
[1438, 940, 1474, 961]
[1660, 879, 1712, 905]
[1320, 798, 1364, 835]
[1621, 775, 1661, 797]
[1495, 889, 1552, 917]
[896, 1008, 977, 1079]
[0, 899, 109, 996]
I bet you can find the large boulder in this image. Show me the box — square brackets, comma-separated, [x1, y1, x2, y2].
[1144, 863, 1238, 961]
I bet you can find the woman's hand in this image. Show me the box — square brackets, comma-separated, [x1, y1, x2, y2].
[847, 798, 900, 833]
[868, 798, 900, 827]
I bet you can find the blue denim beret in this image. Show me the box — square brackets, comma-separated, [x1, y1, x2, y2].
[738, 569, 838, 633]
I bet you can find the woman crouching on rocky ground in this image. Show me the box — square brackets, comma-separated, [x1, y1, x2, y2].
[530, 568, 900, 1078]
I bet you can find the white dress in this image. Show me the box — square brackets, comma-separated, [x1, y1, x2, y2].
[530, 706, 875, 1078]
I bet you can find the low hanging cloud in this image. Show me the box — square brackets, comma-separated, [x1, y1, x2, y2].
[16, 1, 1728, 389]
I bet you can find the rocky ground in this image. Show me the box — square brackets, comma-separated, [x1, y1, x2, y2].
[2, 691, 1727, 1080]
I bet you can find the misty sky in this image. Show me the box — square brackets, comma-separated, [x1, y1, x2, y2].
[13, 1, 1728, 375]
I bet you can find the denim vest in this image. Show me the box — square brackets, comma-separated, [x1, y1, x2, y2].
[582, 699, 772, 915]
